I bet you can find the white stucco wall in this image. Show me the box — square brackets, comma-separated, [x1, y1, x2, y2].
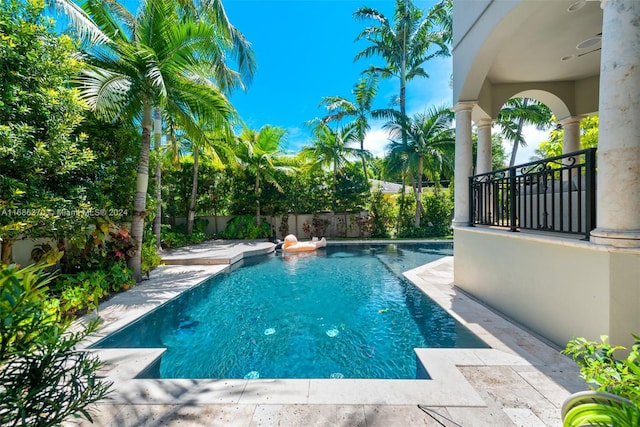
[453, 227, 640, 349]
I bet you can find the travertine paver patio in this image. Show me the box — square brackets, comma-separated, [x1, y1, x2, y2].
[66, 240, 587, 426]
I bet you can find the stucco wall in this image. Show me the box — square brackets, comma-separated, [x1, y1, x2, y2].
[453, 227, 640, 349]
[0, 238, 52, 266]
[173, 212, 372, 240]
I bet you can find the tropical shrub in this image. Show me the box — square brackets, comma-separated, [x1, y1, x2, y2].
[368, 188, 393, 238]
[0, 0, 95, 264]
[58, 218, 135, 273]
[395, 192, 418, 238]
[220, 215, 271, 239]
[141, 238, 163, 275]
[311, 214, 331, 238]
[0, 261, 111, 426]
[562, 335, 640, 426]
[420, 189, 454, 237]
[160, 224, 212, 249]
[278, 213, 290, 239]
[51, 261, 135, 319]
[563, 335, 640, 402]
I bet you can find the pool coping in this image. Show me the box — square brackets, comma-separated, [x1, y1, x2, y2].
[73, 240, 585, 423]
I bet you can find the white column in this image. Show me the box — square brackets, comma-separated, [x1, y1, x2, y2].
[452, 102, 476, 227]
[590, 0, 640, 247]
[476, 118, 493, 174]
[559, 117, 581, 155]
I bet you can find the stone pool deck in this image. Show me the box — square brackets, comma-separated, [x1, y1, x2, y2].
[66, 239, 587, 427]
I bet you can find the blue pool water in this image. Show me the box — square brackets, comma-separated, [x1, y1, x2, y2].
[93, 243, 488, 379]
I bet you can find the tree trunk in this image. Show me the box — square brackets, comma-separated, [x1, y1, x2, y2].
[1, 236, 14, 264]
[360, 139, 368, 180]
[509, 98, 529, 167]
[396, 168, 408, 235]
[128, 99, 152, 282]
[332, 165, 338, 212]
[153, 107, 162, 252]
[415, 155, 424, 227]
[255, 171, 261, 224]
[187, 148, 199, 235]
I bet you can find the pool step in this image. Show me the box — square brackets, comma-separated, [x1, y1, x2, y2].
[161, 240, 275, 265]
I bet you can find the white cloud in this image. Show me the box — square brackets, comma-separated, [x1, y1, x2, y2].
[504, 125, 552, 164]
[364, 127, 393, 158]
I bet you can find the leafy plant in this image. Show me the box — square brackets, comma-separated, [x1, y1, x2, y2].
[0, 260, 111, 426]
[221, 215, 271, 239]
[368, 188, 393, 238]
[278, 214, 289, 239]
[562, 335, 640, 426]
[141, 238, 163, 275]
[160, 225, 212, 249]
[421, 189, 454, 237]
[51, 261, 135, 319]
[563, 335, 640, 401]
[311, 214, 330, 238]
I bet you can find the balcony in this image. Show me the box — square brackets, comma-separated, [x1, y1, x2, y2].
[469, 148, 596, 240]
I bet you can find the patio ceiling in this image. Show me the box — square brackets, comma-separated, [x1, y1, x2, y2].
[453, 0, 604, 118]
[487, 0, 603, 85]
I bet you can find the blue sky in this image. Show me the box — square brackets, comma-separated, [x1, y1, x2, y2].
[221, 0, 452, 156]
[63, 0, 543, 162]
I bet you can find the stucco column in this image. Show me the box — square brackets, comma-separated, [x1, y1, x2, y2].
[452, 102, 475, 227]
[590, 0, 640, 247]
[559, 117, 581, 155]
[476, 118, 493, 174]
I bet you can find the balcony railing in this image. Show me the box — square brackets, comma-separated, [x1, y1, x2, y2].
[469, 148, 597, 240]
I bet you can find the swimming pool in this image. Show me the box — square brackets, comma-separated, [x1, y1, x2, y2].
[92, 243, 488, 379]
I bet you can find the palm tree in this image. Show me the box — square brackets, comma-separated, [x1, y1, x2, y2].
[354, 0, 451, 147]
[74, 0, 255, 281]
[385, 106, 455, 226]
[236, 125, 294, 224]
[497, 97, 553, 167]
[185, 124, 237, 234]
[319, 75, 379, 179]
[301, 121, 366, 211]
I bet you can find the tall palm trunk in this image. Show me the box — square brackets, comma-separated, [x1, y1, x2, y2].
[187, 148, 199, 234]
[360, 138, 368, 180]
[332, 164, 338, 212]
[153, 107, 162, 251]
[254, 172, 261, 224]
[415, 155, 424, 227]
[129, 99, 152, 282]
[509, 98, 529, 167]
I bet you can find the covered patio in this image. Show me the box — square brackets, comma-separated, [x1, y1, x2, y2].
[451, 0, 640, 350]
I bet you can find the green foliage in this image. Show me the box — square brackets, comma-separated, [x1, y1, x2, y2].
[368, 189, 393, 238]
[51, 261, 135, 319]
[0, 261, 111, 426]
[73, 112, 140, 214]
[395, 191, 417, 238]
[58, 218, 135, 273]
[162, 158, 233, 218]
[562, 335, 640, 426]
[0, 0, 96, 261]
[563, 335, 640, 402]
[160, 224, 212, 249]
[394, 189, 453, 238]
[420, 189, 454, 237]
[534, 115, 599, 160]
[563, 399, 640, 427]
[221, 215, 271, 239]
[141, 239, 162, 276]
[333, 163, 371, 211]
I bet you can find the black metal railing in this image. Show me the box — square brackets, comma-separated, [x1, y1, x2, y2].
[469, 148, 596, 240]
